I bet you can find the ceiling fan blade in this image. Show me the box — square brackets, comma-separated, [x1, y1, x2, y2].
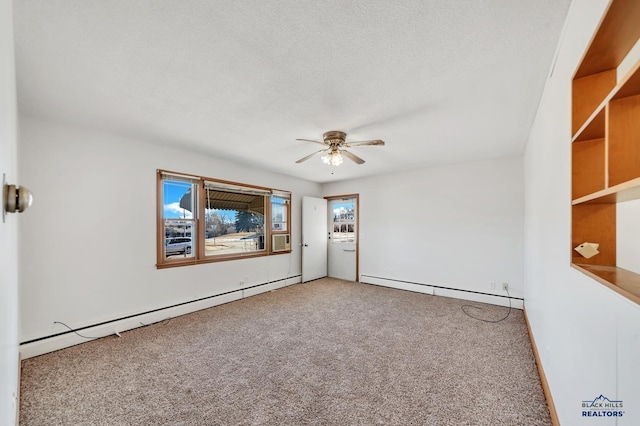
[296, 138, 326, 145]
[344, 140, 385, 147]
[341, 149, 366, 164]
[295, 149, 327, 163]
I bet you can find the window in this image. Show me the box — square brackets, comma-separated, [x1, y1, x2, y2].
[161, 176, 197, 260]
[331, 201, 356, 243]
[157, 170, 291, 268]
[271, 192, 290, 232]
[203, 180, 267, 257]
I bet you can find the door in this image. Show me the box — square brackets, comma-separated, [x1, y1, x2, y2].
[302, 196, 327, 282]
[1, 1, 21, 422]
[328, 197, 357, 281]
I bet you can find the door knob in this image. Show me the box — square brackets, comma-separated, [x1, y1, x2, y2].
[3, 173, 33, 223]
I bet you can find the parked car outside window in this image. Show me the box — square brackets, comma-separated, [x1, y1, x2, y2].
[165, 237, 192, 256]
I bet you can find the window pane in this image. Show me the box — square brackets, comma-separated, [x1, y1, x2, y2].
[163, 179, 195, 220]
[332, 202, 356, 243]
[203, 187, 266, 257]
[271, 195, 288, 232]
[164, 221, 194, 258]
[163, 179, 196, 259]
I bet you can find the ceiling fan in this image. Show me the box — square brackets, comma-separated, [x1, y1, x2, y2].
[295, 131, 385, 166]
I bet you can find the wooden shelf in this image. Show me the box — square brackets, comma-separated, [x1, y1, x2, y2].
[572, 176, 640, 205]
[572, 70, 616, 136]
[609, 94, 640, 186]
[572, 61, 640, 143]
[573, 109, 606, 143]
[571, 204, 616, 266]
[574, 0, 640, 79]
[571, 0, 640, 306]
[613, 59, 640, 100]
[572, 138, 606, 199]
[572, 264, 640, 305]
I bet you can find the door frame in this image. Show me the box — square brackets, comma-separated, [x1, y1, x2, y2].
[324, 193, 359, 282]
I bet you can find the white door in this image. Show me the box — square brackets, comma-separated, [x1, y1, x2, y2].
[302, 196, 327, 282]
[1, 2, 21, 423]
[328, 197, 357, 281]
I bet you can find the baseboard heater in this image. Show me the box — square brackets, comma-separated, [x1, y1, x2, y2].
[20, 274, 301, 359]
[360, 274, 523, 309]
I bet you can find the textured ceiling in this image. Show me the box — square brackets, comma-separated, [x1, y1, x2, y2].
[14, 0, 571, 183]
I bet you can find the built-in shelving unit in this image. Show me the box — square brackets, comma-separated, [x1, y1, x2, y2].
[571, 0, 640, 305]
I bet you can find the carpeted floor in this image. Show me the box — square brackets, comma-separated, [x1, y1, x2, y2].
[20, 278, 550, 425]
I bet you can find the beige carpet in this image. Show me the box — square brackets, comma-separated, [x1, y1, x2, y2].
[20, 278, 550, 425]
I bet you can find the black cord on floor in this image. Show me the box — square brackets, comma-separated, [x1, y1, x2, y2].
[53, 321, 101, 339]
[139, 317, 172, 327]
[461, 289, 512, 323]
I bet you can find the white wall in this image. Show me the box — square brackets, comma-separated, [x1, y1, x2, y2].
[18, 116, 321, 356]
[524, 1, 640, 425]
[0, 0, 20, 423]
[618, 199, 640, 274]
[323, 155, 524, 307]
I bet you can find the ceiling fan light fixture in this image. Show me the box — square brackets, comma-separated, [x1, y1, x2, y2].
[296, 130, 383, 165]
[322, 151, 343, 166]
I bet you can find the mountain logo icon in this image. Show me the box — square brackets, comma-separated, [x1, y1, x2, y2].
[582, 395, 622, 408]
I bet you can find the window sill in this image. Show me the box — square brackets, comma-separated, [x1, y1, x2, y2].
[156, 250, 291, 269]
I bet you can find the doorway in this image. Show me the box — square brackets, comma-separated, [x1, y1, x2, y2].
[327, 195, 358, 281]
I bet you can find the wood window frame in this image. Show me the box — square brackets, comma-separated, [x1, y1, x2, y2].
[157, 169, 292, 269]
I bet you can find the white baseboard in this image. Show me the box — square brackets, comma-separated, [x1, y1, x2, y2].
[360, 275, 523, 309]
[243, 276, 295, 297]
[361, 275, 435, 295]
[20, 276, 300, 359]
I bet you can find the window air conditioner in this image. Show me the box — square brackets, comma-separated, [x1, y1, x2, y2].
[272, 234, 291, 252]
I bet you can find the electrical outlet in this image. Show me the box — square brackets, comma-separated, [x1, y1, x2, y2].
[490, 281, 496, 289]
[503, 283, 509, 291]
